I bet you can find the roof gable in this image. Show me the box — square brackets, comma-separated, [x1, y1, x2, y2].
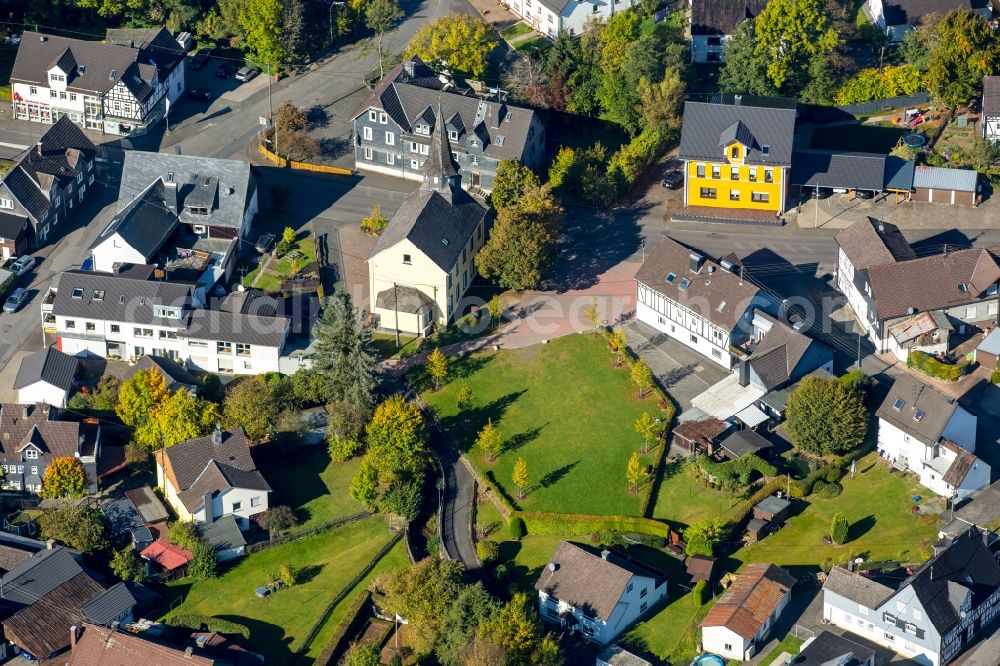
[679, 102, 795, 166]
[876, 373, 961, 444]
[701, 563, 796, 639]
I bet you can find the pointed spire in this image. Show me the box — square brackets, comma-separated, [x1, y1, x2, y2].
[423, 104, 458, 192]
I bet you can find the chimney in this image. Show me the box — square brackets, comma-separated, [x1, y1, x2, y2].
[203, 493, 214, 523]
[211, 424, 222, 445]
[185, 647, 194, 658]
[36, 142, 43, 156]
[689, 252, 705, 274]
[47, 538, 55, 550]
[403, 60, 416, 78]
[70, 625, 80, 651]
[738, 359, 750, 388]
[601, 549, 610, 560]
[734, 94, 742, 106]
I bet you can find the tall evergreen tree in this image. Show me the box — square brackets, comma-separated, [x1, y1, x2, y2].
[312, 290, 379, 416]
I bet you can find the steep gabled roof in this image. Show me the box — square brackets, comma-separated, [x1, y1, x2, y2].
[158, 429, 269, 512]
[835, 217, 916, 271]
[985, 76, 1000, 117]
[0, 403, 81, 462]
[701, 563, 796, 640]
[67, 624, 217, 666]
[748, 311, 825, 391]
[679, 102, 795, 167]
[691, 0, 769, 35]
[13, 346, 78, 392]
[876, 373, 960, 444]
[91, 179, 180, 259]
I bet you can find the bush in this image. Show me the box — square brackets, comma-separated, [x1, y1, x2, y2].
[813, 480, 843, 499]
[993, 368, 1000, 385]
[279, 563, 298, 587]
[692, 580, 708, 605]
[476, 539, 500, 564]
[697, 453, 777, 487]
[517, 512, 668, 538]
[907, 350, 971, 382]
[508, 516, 525, 541]
[188, 542, 218, 581]
[840, 370, 873, 398]
[328, 434, 364, 462]
[825, 464, 842, 483]
[165, 614, 250, 639]
[831, 512, 849, 545]
[168, 520, 199, 551]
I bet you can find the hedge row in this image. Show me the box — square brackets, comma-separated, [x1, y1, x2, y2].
[165, 613, 251, 640]
[313, 590, 372, 666]
[639, 391, 677, 517]
[517, 511, 669, 538]
[907, 350, 971, 382]
[697, 453, 777, 486]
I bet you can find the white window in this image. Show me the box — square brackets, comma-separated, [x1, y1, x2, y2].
[449, 130, 458, 141]
[386, 152, 395, 165]
[29, 86, 37, 95]
[472, 156, 479, 165]
[363, 126, 373, 140]
[724, 644, 732, 651]
[410, 159, 420, 169]
[50, 90, 57, 98]
[30, 466, 37, 476]
[990, 303, 998, 316]
[251, 496, 262, 507]
[59, 91, 66, 100]
[217, 341, 232, 354]
[402, 254, 412, 265]
[66, 320, 76, 329]
[858, 605, 869, 615]
[385, 131, 394, 145]
[966, 306, 977, 319]
[25, 449, 38, 460]
[244, 360, 252, 369]
[419, 144, 429, 156]
[409, 141, 418, 153]
[379, 112, 387, 124]
[188, 340, 208, 348]
[364, 147, 373, 160]
[0, 198, 12, 210]
[368, 109, 377, 121]
[236, 343, 251, 356]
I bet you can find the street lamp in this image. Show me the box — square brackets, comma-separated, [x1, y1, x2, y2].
[329, 1, 346, 45]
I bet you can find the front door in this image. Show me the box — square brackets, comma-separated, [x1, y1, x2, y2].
[471, 172, 480, 188]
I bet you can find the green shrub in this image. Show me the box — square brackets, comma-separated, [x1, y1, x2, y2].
[517, 512, 668, 538]
[840, 370, 873, 398]
[328, 434, 363, 462]
[992, 368, 1000, 385]
[825, 465, 842, 483]
[696, 453, 777, 487]
[907, 351, 971, 381]
[476, 539, 500, 564]
[165, 614, 250, 639]
[831, 512, 849, 544]
[508, 516, 526, 541]
[813, 480, 843, 499]
[692, 580, 707, 606]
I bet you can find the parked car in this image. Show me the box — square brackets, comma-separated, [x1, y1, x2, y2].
[9, 255, 35, 276]
[3, 288, 27, 313]
[4, 34, 20, 46]
[255, 233, 276, 254]
[216, 63, 239, 79]
[187, 88, 212, 102]
[235, 66, 259, 83]
[662, 170, 683, 189]
[855, 190, 875, 200]
[189, 52, 210, 70]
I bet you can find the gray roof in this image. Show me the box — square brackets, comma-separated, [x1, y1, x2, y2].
[122, 355, 198, 390]
[978, 328, 1000, 356]
[0, 212, 29, 240]
[105, 27, 186, 73]
[835, 217, 916, 271]
[375, 285, 436, 314]
[877, 373, 960, 444]
[597, 646, 652, 666]
[197, 514, 247, 552]
[796, 631, 875, 666]
[748, 311, 827, 391]
[125, 486, 170, 524]
[101, 496, 146, 539]
[636, 236, 762, 332]
[790, 152, 887, 191]
[119, 152, 255, 230]
[691, 0, 768, 35]
[884, 156, 916, 190]
[720, 429, 773, 458]
[51, 269, 195, 325]
[178, 308, 288, 348]
[913, 165, 978, 192]
[823, 566, 894, 609]
[92, 179, 180, 259]
[754, 495, 790, 516]
[679, 102, 796, 167]
[11, 31, 164, 99]
[13, 346, 78, 392]
[79, 582, 137, 625]
[985, 76, 1000, 117]
[354, 59, 541, 162]
[368, 187, 487, 272]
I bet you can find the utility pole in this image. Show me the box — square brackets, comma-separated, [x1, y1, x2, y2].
[856, 332, 862, 369]
[393, 282, 400, 349]
[266, 62, 278, 164]
[814, 184, 819, 229]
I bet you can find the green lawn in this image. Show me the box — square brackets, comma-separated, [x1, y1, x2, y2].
[514, 35, 551, 54]
[243, 237, 317, 293]
[653, 459, 746, 529]
[757, 634, 805, 666]
[372, 332, 420, 360]
[500, 22, 532, 39]
[420, 335, 665, 515]
[626, 590, 709, 665]
[0, 46, 15, 102]
[159, 517, 401, 664]
[264, 454, 366, 533]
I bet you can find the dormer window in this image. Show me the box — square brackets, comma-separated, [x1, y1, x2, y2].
[93, 289, 104, 301]
[187, 206, 210, 216]
[449, 130, 459, 141]
[50, 73, 65, 83]
[731, 146, 738, 158]
[471, 139, 478, 148]
[416, 124, 430, 136]
[25, 449, 38, 460]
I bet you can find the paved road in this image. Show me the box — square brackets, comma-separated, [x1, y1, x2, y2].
[436, 435, 480, 570]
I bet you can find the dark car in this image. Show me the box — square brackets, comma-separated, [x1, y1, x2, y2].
[189, 52, 210, 70]
[187, 88, 212, 102]
[255, 233, 276, 254]
[855, 190, 875, 200]
[662, 170, 683, 189]
[216, 63, 239, 79]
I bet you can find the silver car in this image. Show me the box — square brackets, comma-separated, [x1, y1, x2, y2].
[3, 288, 27, 313]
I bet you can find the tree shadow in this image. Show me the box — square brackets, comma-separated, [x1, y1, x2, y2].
[539, 461, 580, 489]
[306, 105, 331, 129]
[660, 364, 697, 388]
[438, 389, 526, 454]
[849, 514, 877, 542]
[254, 452, 331, 518]
[216, 615, 294, 664]
[296, 564, 324, 584]
[504, 425, 546, 454]
[318, 137, 351, 159]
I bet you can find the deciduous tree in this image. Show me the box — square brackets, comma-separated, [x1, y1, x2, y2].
[376, 557, 466, 656]
[608, 326, 628, 367]
[116, 367, 169, 427]
[223, 376, 278, 441]
[110, 547, 145, 583]
[404, 15, 498, 77]
[476, 419, 503, 463]
[360, 204, 389, 236]
[583, 297, 600, 333]
[634, 412, 658, 455]
[786, 376, 868, 455]
[189, 542, 218, 580]
[486, 295, 503, 329]
[753, 0, 839, 89]
[342, 643, 381, 666]
[135, 389, 219, 449]
[457, 385, 475, 410]
[478, 592, 547, 660]
[490, 160, 540, 211]
[435, 583, 498, 665]
[239, 0, 289, 69]
[626, 451, 643, 493]
[39, 503, 108, 553]
[924, 10, 1000, 107]
[40, 457, 89, 499]
[169, 520, 200, 551]
[365, 0, 404, 78]
[684, 518, 725, 557]
[426, 347, 449, 391]
[630, 359, 654, 398]
[637, 66, 685, 133]
[261, 505, 298, 536]
[512, 457, 528, 499]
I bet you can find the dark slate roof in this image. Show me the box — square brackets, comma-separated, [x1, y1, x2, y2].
[796, 631, 875, 666]
[0, 403, 82, 463]
[125, 486, 170, 524]
[691, 0, 768, 35]
[91, 179, 180, 259]
[1, 159, 53, 222]
[159, 429, 269, 512]
[101, 496, 146, 539]
[823, 566, 894, 609]
[720, 429, 773, 458]
[353, 58, 541, 162]
[178, 308, 289, 348]
[218, 289, 280, 317]
[748, 311, 822, 391]
[11, 31, 161, 98]
[198, 514, 247, 552]
[79, 582, 137, 625]
[882, 0, 986, 25]
[896, 527, 1000, 634]
[13, 346, 78, 392]
[105, 27, 185, 73]
[426, 105, 458, 179]
[679, 102, 796, 167]
[636, 236, 762, 332]
[877, 373, 960, 444]
[835, 217, 916, 271]
[985, 76, 1000, 117]
[0, 212, 29, 241]
[51, 269, 194, 325]
[790, 152, 887, 191]
[368, 187, 487, 272]
[0, 546, 82, 606]
[867, 247, 1000, 320]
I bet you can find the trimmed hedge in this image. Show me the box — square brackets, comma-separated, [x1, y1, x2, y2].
[509, 516, 525, 540]
[907, 350, 971, 382]
[640, 389, 677, 517]
[517, 511, 668, 538]
[165, 613, 251, 640]
[697, 453, 777, 487]
[314, 590, 372, 666]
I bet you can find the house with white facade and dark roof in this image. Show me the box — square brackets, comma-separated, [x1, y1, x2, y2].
[368, 105, 489, 335]
[690, 0, 767, 62]
[0, 403, 99, 495]
[155, 427, 270, 529]
[13, 346, 79, 407]
[505, 0, 636, 37]
[823, 527, 1000, 666]
[10, 28, 185, 135]
[876, 374, 987, 500]
[352, 58, 544, 192]
[864, 0, 992, 42]
[534, 542, 667, 645]
[984, 76, 1000, 144]
[0, 116, 97, 247]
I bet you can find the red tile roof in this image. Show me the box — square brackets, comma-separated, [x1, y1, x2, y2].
[701, 563, 795, 640]
[140, 540, 192, 571]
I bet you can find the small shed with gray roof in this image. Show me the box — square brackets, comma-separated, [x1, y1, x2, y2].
[975, 328, 1000, 371]
[14, 346, 78, 408]
[912, 166, 978, 206]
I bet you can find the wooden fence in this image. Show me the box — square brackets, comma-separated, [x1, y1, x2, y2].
[247, 511, 369, 553]
[257, 141, 353, 176]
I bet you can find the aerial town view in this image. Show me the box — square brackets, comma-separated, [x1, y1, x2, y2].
[0, 0, 999, 664]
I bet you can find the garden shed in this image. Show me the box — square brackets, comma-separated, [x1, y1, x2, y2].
[718, 430, 774, 460]
[975, 329, 1000, 372]
[753, 495, 791, 523]
[912, 166, 977, 206]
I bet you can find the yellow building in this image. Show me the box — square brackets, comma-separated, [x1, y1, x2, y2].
[678, 101, 796, 217]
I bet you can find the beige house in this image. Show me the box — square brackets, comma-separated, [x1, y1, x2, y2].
[367, 105, 489, 335]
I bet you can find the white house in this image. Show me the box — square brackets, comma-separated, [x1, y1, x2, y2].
[865, 0, 992, 43]
[13, 346, 78, 408]
[506, 0, 635, 38]
[690, 0, 767, 63]
[636, 236, 774, 370]
[10, 28, 185, 135]
[535, 541, 667, 645]
[876, 374, 988, 501]
[700, 563, 795, 661]
[155, 427, 270, 530]
[985, 76, 1000, 144]
[823, 528, 1000, 666]
[367, 106, 489, 335]
[47, 266, 290, 375]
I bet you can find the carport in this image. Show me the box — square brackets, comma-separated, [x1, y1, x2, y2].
[791, 151, 887, 198]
